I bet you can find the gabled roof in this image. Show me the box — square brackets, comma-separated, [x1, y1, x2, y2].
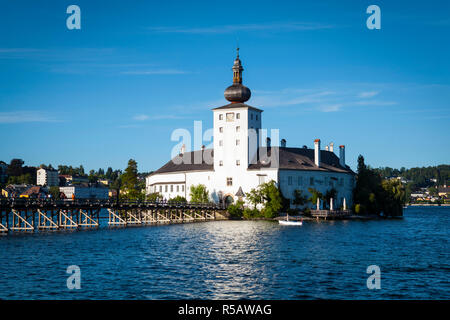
[212, 102, 262, 112]
[150, 149, 214, 175]
[248, 147, 354, 174]
[150, 147, 353, 175]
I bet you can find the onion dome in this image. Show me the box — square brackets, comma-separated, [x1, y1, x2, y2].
[224, 48, 251, 103]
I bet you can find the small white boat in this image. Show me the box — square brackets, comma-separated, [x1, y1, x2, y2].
[278, 214, 303, 226]
[279, 220, 303, 226]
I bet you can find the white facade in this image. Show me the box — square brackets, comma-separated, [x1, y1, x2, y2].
[146, 52, 355, 209]
[37, 168, 59, 187]
[60, 186, 109, 199]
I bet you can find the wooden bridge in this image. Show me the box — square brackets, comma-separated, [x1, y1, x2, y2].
[311, 209, 351, 220]
[0, 199, 228, 234]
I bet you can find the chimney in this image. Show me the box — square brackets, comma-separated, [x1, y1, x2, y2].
[180, 144, 186, 155]
[339, 145, 345, 167]
[314, 139, 321, 167]
[325, 145, 329, 151]
[201, 145, 205, 151]
[330, 142, 334, 153]
[266, 137, 271, 148]
[280, 139, 286, 148]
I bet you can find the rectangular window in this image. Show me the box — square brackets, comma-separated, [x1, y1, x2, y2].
[165, 185, 168, 192]
[182, 185, 185, 192]
[256, 115, 258, 120]
[219, 127, 223, 133]
[340, 178, 344, 186]
[219, 114, 223, 120]
[226, 112, 235, 122]
[251, 114, 253, 120]
[236, 126, 240, 132]
[219, 140, 223, 146]
[236, 160, 240, 166]
[236, 113, 240, 119]
[227, 177, 233, 186]
[176, 185, 179, 192]
[288, 176, 292, 185]
[159, 185, 162, 192]
[298, 176, 303, 185]
[219, 160, 223, 166]
[236, 139, 240, 146]
[170, 185, 173, 192]
[310, 177, 314, 186]
[258, 175, 266, 185]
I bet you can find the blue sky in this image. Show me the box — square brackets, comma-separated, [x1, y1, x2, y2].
[0, 0, 449, 172]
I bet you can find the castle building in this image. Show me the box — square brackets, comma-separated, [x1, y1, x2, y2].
[36, 168, 59, 187]
[146, 50, 355, 208]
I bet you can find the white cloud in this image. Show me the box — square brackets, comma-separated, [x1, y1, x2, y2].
[358, 91, 379, 98]
[147, 22, 335, 34]
[133, 114, 149, 121]
[319, 104, 342, 112]
[0, 111, 59, 123]
[121, 69, 188, 75]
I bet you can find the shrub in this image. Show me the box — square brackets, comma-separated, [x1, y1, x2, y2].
[227, 200, 244, 219]
[243, 207, 261, 219]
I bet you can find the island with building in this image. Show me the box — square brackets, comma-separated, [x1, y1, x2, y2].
[0, 52, 448, 220]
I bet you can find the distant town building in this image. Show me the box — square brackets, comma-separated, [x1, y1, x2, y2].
[438, 185, 450, 198]
[37, 168, 59, 187]
[1, 184, 31, 198]
[59, 175, 90, 185]
[98, 179, 111, 186]
[19, 186, 46, 199]
[59, 186, 108, 199]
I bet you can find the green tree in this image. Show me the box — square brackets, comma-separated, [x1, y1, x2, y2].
[307, 187, 323, 206]
[292, 189, 308, 207]
[169, 195, 187, 203]
[146, 192, 161, 202]
[121, 159, 143, 200]
[260, 181, 283, 218]
[49, 186, 60, 200]
[227, 200, 244, 219]
[189, 184, 209, 203]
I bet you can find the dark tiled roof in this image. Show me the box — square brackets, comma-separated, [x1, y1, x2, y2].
[21, 186, 43, 196]
[151, 149, 214, 175]
[151, 147, 353, 175]
[212, 102, 263, 112]
[248, 147, 354, 174]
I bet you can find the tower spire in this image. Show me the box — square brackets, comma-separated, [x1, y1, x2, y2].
[232, 47, 243, 84]
[224, 48, 251, 103]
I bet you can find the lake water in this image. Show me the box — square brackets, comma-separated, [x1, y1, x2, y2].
[0, 206, 448, 299]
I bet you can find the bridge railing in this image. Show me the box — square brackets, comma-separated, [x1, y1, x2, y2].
[0, 198, 226, 210]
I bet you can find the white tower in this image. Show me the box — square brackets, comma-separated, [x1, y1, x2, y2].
[211, 49, 262, 200]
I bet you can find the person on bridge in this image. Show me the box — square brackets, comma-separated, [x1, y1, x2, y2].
[71, 193, 75, 201]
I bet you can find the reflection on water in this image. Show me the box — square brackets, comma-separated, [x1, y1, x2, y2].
[0, 207, 449, 299]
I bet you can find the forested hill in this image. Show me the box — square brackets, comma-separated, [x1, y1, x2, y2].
[373, 165, 450, 189]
